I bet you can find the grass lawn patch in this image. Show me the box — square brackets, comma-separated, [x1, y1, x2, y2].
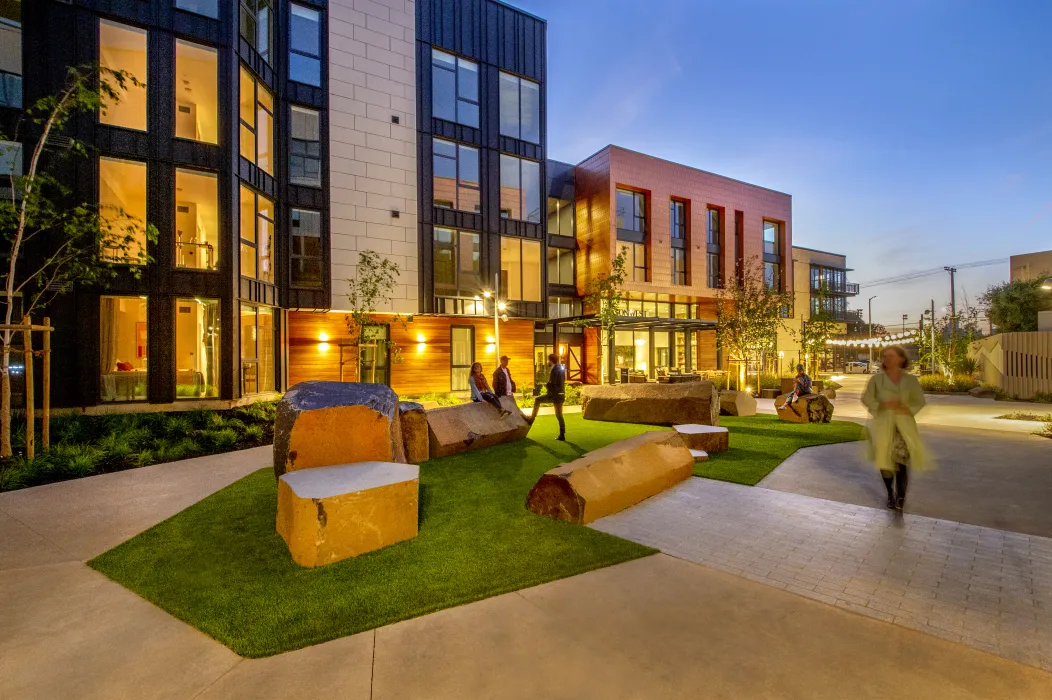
[696, 414, 864, 486]
[89, 414, 659, 658]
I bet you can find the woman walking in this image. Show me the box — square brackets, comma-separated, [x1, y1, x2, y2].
[862, 345, 930, 510]
[469, 362, 510, 417]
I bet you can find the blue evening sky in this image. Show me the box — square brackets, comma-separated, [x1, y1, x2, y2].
[517, 0, 1052, 329]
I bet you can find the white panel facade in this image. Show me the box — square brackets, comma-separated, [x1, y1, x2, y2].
[328, 0, 418, 313]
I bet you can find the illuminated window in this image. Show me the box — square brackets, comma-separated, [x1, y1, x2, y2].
[175, 169, 219, 270]
[290, 106, 321, 187]
[240, 185, 274, 282]
[432, 139, 479, 212]
[499, 72, 540, 143]
[290, 4, 321, 86]
[450, 326, 474, 392]
[615, 189, 646, 235]
[176, 298, 220, 398]
[706, 208, 721, 288]
[175, 39, 218, 144]
[99, 296, 147, 403]
[547, 246, 574, 286]
[433, 228, 480, 297]
[99, 20, 147, 131]
[290, 209, 323, 288]
[499, 155, 541, 222]
[547, 197, 574, 237]
[240, 303, 275, 394]
[431, 49, 478, 128]
[763, 220, 780, 255]
[240, 0, 273, 63]
[500, 237, 541, 302]
[672, 248, 687, 286]
[764, 262, 781, 290]
[239, 65, 274, 174]
[99, 157, 148, 265]
[622, 243, 647, 283]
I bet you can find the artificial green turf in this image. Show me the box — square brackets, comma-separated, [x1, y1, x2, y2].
[88, 414, 661, 658]
[696, 414, 865, 485]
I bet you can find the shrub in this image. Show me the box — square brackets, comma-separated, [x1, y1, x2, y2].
[202, 428, 239, 450]
[243, 424, 266, 443]
[220, 417, 247, 433]
[165, 416, 194, 438]
[919, 374, 980, 393]
[563, 383, 583, 406]
[95, 433, 136, 470]
[1037, 422, 1052, 440]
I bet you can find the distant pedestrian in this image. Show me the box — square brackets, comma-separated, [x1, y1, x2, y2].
[529, 353, 566, 440]
[779, 364, 813, 410]
[493, 354, 517, 398]
[469, 362, 509, 417]
[862, 345, 930, 510]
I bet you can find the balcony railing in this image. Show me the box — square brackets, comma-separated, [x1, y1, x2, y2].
[845, 282, 860, 295]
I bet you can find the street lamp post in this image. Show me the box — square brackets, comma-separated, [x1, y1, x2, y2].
[867, 295, 878, 370]
[902, 314, 908, 333]
[476, 276, 508, 360]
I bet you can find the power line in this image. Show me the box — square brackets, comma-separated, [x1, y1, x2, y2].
[858, 258, 1008, 288]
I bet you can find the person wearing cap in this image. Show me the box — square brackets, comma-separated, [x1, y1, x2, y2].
[780, 363, 813, 410]
[493, 354, 517, 398]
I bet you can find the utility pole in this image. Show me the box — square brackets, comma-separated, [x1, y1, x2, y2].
[930, 298, 936, 375]
[868, 295, 877, 369]
[944, 266, 957, 340]
[902, 314, 908, 333]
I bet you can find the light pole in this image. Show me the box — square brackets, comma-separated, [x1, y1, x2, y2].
[475, 279, 508, 360]
[902, 314, 908, 333]
[867, 295, 878, 369]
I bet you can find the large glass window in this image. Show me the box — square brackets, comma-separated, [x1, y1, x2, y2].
[433, 228, 481, 297]
[672, 248, 687, 286]
[450, 326, 474, 392]
[432, 139, 480, 212]
[499, 155, 541, 222]
[239, 65, 274, 174]
[289, 4, 321, 86]
[99, 157, 148, 265]
[707, 208, 721, 245]
[240, 0, 273, 63]
[671, 201, 687, 240]
[548, 296, 582, 319]
[291, 208, 323, 288]
[764, 262, 781, 290]
[290, 106, 321, 186]
[240, 185, 274, 282]
[622, 242, 647, 282]
[175, 297, 220, 398]
[615, 189, 646, 235]
[175, 168, 219, 270]
[547, 197, 574, 237]
[500, 237, 541, 301]
[707, 252, 721, 289]
[175, 40, 218, 144]
[99, 20, 147, 131]
[706, 208, 721, 289]
[763, 220, 780, 255]
[176, 0, 219, 19]
[240, 303, 276, 394]
[431, 49, 478, 128]
[498, 72, 540, 143]
[547, 246, 574, 286]
[99, 296, 147, 403]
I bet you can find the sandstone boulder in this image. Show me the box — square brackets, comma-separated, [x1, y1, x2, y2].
[526, 431, 694, 524]
[821, 388, 837, 400]
[581, 381, 720, 426]
[399, 402, 429, 464]
[780, 378, 824, 395]
[673, 424, 729, 453]
[274, 382, 405, 478]
[426, 395, 529, 458]
[776, 393, 834, 424]
[760, 389, 779, 400]
[968, 385, 996, 399]
[276, 461, 419, 567]
[719, 390, 757, 416]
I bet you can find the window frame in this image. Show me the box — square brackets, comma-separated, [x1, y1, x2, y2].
[239, 64, 274, 175]
[98, 155, 149, 266]
[240, 0, 273, 64]
[498, 71, 541, 143]
[174, 38, 219, 145]
[239, 185, 274, 283]
[431, 48, 479, 128]
[240, 302, 276, 395]
[289, 3, 322, 87]
[500, 236, 542, 302]
[547, 245, 575, 287]
[450, 325, 475, 392]
[615, 188, 647, 239]
[547, 197, 574, 237]
[499, 154, 541, 222]
[289, 104, 322, 187]
[433, 227, 481, 298]
[671, 247, 687, 286]
[174, 167, 220, 271]
[98, 19, 148, 132]
[99, 295, 148, 403]
[290, 208, 323, 289]
[175, 296, 221, 399]
[432, 138, 480, 212]
[670, 200, 687, 240]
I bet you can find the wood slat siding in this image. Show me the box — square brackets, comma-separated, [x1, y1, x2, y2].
[288, 311, 535, 395]
[971, 332, 1052, 400]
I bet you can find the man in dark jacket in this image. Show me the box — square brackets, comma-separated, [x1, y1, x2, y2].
[529, 353, 566, 440]
[492, 355, 516, 398]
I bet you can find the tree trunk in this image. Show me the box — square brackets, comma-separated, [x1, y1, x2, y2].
[1, 339, 10, 458]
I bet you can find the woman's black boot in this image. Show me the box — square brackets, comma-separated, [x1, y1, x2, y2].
[895, 464, 908, 510]
[882, 475, 896, 509]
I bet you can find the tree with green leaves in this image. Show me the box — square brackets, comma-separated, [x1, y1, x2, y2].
[715, 256, 791, 392]
[344, 250, 410, 381]
[576, 246, 628, 383]
[799, 285, 841, 375]
[917, 304, 983, 378]
[0, 65, 157, 457]
[981, 278, 1046, 333]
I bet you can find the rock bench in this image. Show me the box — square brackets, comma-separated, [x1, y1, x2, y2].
[719, 390, 757, 416]
[277, 461, 419, 567]
[673, 424, 729, 453]
[581, 381, 720, 427]
[776, 393, 834, 423]
[526, 431, 694, 524]
[426, 395, 529, 458]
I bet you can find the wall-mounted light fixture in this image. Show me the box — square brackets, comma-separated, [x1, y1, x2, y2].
[319, 332, 329, 342]
[318, 342, 330, 352]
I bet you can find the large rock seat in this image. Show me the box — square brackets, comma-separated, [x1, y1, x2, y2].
[780, 378, 824, 395]
[526, 431, 694, 524]
[426, 395, 529, 458]
[719, 390, 757, 417]
[674, 424, 729, 453]
[276, 461, 419, 567]
[581, 381, 720, 427]
[274, 382, 405, 478]
[399, 402, 429, 464]
[776, 393, 834, 424]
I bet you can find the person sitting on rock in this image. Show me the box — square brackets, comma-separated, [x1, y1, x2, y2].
[469, 362, 510, 417]
[780, 364, 813, 410]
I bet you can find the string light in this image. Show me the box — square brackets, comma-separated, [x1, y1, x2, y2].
[826, 329, 920, 347]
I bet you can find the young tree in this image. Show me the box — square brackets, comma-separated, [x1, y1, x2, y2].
[715, 257, 791, 392]
[0, 65, 157, 457]
[799, 285, 841, 375]
[344, 250, 410, 381]
[981, 279, 1046, 333]
[576, 246, 628, 383]
[917, 305, 983, 378]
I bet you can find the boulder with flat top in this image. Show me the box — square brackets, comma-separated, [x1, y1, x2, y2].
[273, 382, 405, 478]
[526, 431, 694, 524]
[776, 393, 834, 424]
[719, 390, 757, 416]
[399, 402, 429, 464]
[581, 381, 720, 426]
[674, 424, 729, 453]
[426, 395, 529, 458]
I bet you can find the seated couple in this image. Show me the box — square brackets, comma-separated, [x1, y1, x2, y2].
[468, 362, 512, 418]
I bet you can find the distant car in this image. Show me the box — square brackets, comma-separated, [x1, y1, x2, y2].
[845, 361, 869, 374]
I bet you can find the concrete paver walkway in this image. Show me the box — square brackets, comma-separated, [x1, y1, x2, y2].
[592, 478, 1052, 672]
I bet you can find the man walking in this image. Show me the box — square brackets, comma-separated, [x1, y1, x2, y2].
[529, 353, 566, 441]
[493, 354, 516, 398]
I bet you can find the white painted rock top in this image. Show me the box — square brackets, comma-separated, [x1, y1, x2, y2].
[675, 424, 729, 435]
[279, 461, 419, 499]
[690, 449, 709, 461]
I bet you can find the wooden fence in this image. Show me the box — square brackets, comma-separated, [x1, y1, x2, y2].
[970, 332, 1052, 400]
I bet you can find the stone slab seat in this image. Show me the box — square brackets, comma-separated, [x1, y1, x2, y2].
[273, 381, 406, 478]
[276, 461, 419, 568]
[581, 381, 720, 427]
[775, 393, 835, 424]
[425, 395, 529, 458]
[526, 431, 695, 525]
[673, 424, 729, 453]
[690, 449, 709, 462]
[719, 390, 757, 417]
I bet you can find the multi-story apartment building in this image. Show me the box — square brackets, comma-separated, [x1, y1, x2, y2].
[8, 0, 807, 409]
